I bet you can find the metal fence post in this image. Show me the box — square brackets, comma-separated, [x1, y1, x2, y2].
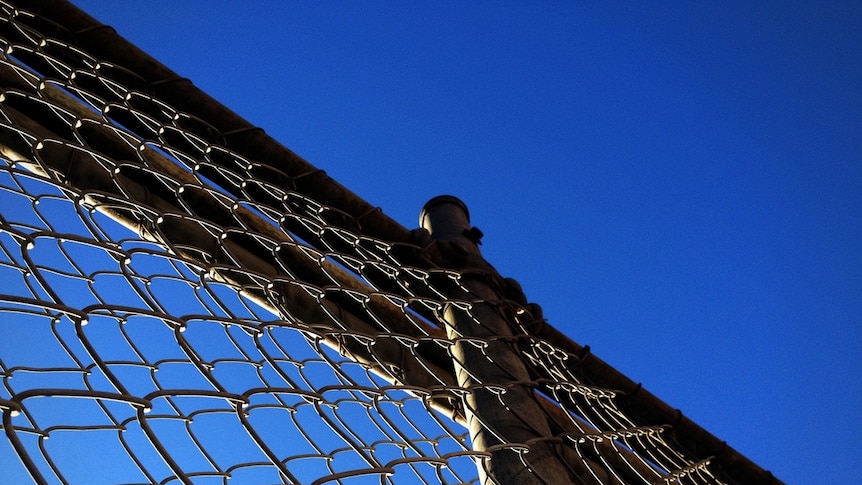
[420, 196, 577, 485]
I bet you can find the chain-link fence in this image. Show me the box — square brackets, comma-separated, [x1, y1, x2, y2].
[0, 2, 780, 484]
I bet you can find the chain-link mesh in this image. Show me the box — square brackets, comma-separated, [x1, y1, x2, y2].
[0, 2, 776, 484]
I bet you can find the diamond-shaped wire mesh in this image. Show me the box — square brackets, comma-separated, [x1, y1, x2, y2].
[0, 2, 774, 484]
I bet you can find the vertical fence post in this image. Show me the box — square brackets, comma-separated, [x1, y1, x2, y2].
[420, 196, 575, 485]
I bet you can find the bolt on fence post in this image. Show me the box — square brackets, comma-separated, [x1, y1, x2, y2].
[420, 196, 575, 485]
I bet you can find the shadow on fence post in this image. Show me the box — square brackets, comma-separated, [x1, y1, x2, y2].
[420, 196, 585, 485]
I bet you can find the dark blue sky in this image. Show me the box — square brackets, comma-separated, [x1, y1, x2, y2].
[73, 2, 862, 482]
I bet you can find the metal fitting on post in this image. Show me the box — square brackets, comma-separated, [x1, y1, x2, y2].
[420, 195, 475, 247]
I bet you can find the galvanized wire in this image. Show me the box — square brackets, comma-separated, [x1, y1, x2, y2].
[0, 2, 742, 484]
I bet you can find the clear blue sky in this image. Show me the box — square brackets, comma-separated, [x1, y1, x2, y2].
[72, 2, 862, 483]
